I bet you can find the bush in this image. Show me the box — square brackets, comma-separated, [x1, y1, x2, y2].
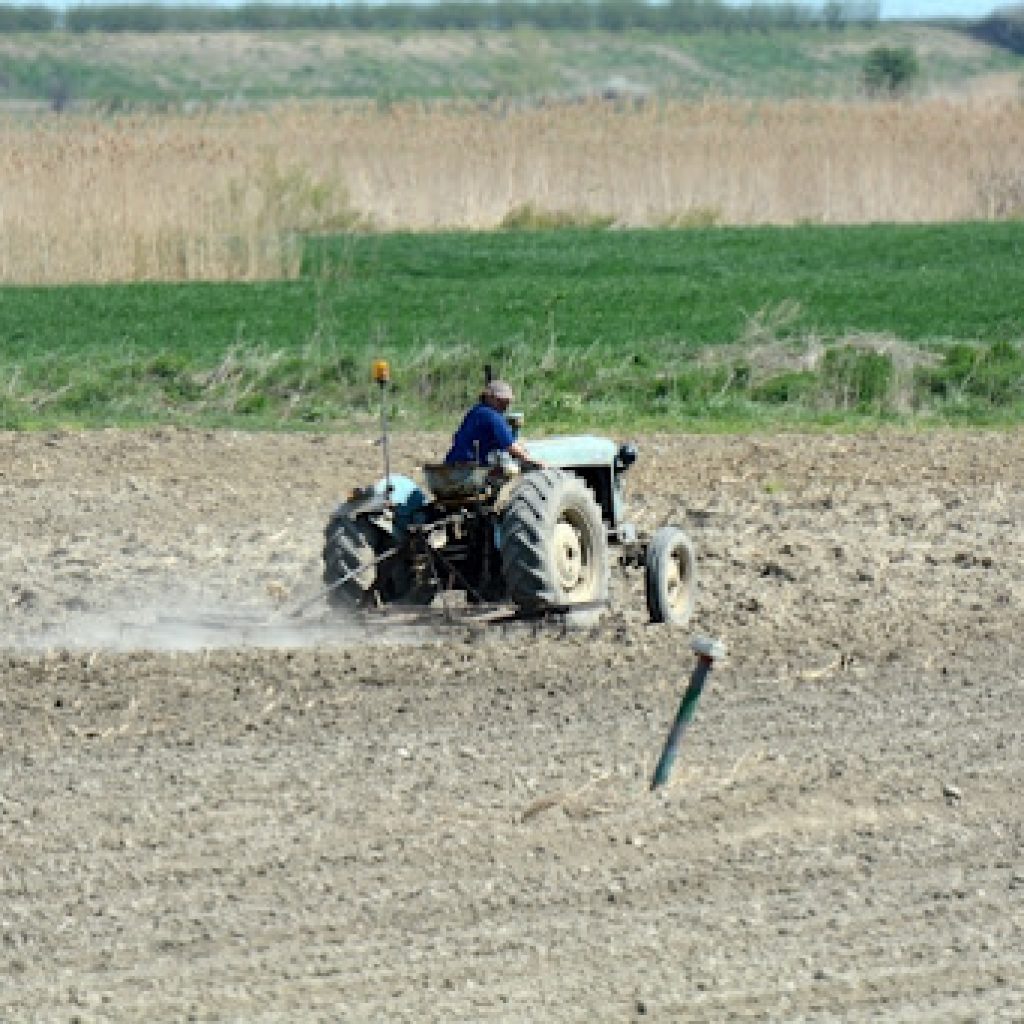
[58, 378, 121, 415]
[862, 45, 920, 97]
[821, 345, 893, 410]
[919, 340, 1024, 405]
[499, 203, 615, 231]
[970, 11, 1024, 56]
[233, 392, 270, 415]
[0, 393, 26, 429]
[751, 370, 817, 405]
[659, 206, 723, 229]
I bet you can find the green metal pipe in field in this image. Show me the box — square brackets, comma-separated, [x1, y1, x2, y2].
[650, 637, 725, 792]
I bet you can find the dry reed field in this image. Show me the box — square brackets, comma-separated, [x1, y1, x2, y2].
[2, 96, 1024, 284]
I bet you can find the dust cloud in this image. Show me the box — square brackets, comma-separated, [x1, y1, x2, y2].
[7, 592, 411, 653]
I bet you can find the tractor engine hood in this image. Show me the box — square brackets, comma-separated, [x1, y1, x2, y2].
[526, 435, 620, 470]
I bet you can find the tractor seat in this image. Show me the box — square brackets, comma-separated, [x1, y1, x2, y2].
[424, 462, 491, 499]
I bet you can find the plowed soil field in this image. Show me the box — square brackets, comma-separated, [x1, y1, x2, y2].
[2, 428, 1022, 1021]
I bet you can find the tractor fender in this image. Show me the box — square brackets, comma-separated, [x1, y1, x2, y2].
[330, 474, 428, 540]
[373, 474, 428, 538]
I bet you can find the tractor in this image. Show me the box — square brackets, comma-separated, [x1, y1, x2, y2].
[322, 363, 696, 626]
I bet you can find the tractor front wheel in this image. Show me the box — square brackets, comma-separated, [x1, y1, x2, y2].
[645, 526, 697, 626]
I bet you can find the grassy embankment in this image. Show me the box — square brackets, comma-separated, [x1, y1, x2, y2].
[1, 25, 1019, 107]
[2, 224, 1022, 432]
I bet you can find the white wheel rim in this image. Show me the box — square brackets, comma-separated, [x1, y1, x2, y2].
[668, 548, 689, 613]
[554, 521, 583, 590]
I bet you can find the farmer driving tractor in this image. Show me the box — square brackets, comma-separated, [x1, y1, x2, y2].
[444, 378, 543, 468]
[323, 358, 696, 625]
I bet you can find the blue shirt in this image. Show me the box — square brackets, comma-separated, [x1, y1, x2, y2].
[445, 403, 515, 466]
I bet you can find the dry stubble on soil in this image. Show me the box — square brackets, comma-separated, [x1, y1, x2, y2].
[1, 428, 1022, 1021]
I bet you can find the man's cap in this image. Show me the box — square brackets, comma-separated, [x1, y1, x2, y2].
[484, 379, 514, 401]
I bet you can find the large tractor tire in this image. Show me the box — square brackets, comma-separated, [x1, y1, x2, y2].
[500, 470, 609, 616]
[645, 526, 697, 626]
[323, 512, 432, 608]
[322, 514, 382, 607]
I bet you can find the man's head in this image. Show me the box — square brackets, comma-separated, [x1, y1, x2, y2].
[482, 379, 514, 410]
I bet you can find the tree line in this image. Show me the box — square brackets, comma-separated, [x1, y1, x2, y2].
[1, 2, 887, 35]
[970, 6, 1024, 55]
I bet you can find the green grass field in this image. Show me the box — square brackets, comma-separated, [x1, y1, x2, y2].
[2, 223, 1023, 431]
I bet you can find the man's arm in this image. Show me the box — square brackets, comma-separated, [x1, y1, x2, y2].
[508, 439, 545, 469]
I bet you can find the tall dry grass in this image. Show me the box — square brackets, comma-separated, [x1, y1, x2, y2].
[2, 96, 1023, 284]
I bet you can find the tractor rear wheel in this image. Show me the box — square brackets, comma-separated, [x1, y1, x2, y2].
[322, 514, 382, 607]
[500, 470, 609, 616]
[645, 526, 697, 626]
[323, 513, 433, 608]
